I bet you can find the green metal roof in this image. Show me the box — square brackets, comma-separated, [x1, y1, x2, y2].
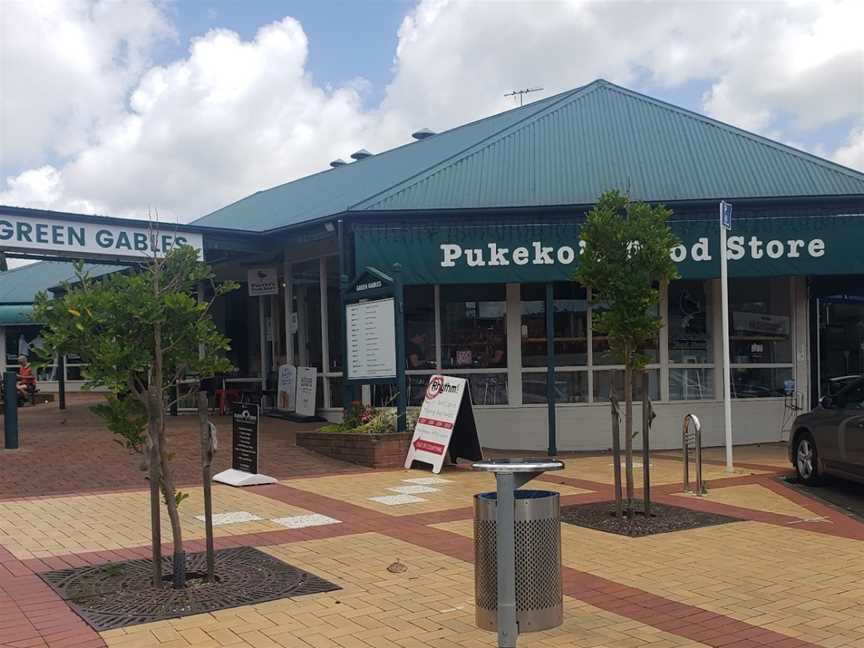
[0, 261, 124, 305]
[193, 79, 864, 232]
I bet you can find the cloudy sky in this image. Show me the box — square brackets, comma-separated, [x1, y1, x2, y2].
[1, 0, 862, 224]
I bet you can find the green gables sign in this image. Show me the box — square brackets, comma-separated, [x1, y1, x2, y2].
[354, 214, 864, 284]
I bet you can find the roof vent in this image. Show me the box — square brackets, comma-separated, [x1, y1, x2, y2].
[412, 128, 436, 140]
[350, 148, 373, 160]
[329, 158, 348, 168]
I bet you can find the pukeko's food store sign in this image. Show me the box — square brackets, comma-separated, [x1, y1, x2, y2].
[0, 212, 203, 260]
[354, 214, 864, 284]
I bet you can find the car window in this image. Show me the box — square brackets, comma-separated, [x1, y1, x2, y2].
[839, 380, 864, 409]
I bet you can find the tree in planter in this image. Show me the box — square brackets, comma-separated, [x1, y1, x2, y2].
[574, 190, 679, 516]
[32, 245, 236, 587]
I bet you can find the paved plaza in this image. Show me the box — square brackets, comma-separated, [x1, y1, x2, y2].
[2, 400, 864, 647]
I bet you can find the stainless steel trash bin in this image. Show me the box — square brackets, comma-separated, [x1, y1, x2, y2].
[474, 490, 563, 632]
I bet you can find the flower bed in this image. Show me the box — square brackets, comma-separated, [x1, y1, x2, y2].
[296, 403, 415, 468]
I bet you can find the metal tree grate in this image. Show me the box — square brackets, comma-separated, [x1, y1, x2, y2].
[39, 546, 340, 631]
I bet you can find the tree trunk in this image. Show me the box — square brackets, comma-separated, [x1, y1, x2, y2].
[624, 351, 634, 516]
[610, 392, 623, 518]
[198, 390, 215, 581]
[146, 388, 163, 588]
[641, 371, 651, 517]
[159, 436, 185, 589]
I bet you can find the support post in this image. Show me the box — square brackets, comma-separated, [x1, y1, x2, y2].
[393, 264, 407, 432]
[641, 372, 651, 516]
[339, 219, 352, 410]
[57, 355, 66, 410]
[545, 282, 557, 456]
[719, 204, 734, 472]
[494, 472, 518, 648]
[4, 370, 19, 449]
[169, 383, 179, 416]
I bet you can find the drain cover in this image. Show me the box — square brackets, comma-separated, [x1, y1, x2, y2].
[39, 546, 339, 631]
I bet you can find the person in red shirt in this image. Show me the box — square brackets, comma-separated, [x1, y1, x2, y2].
[16, 355, 36, 400]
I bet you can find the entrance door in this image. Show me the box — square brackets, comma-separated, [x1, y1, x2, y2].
[818, 297, 864, 398]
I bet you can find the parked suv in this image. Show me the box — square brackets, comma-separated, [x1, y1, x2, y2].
[789, 375, 864, 485]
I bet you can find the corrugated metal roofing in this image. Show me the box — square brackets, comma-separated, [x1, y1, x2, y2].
[191, 89, 583, 231]
[193, 79, 864, 232]
[0, 261, 124, 305]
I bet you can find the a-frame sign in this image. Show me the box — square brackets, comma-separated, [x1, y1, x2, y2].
[342, 265, 407, 431]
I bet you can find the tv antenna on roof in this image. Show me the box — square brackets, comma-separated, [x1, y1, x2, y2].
[504, 87, 543, 106]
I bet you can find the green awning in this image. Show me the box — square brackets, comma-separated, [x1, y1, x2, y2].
[355, 214, 864, 284]
[0, 304, 38, 326]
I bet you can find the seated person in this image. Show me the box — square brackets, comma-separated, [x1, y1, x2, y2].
[16, 355, 36, 401]
[407, 329, 434, 369]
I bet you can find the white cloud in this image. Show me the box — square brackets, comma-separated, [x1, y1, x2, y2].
[2, 0, 862, 222]
[0, 0, 173, 168]
[833, 124, 864, 171]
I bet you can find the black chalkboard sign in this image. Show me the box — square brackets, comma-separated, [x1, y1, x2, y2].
[232, 403, 259, 474]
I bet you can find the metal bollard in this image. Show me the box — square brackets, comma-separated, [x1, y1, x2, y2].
[682, 414, 702, 495]
[4, 370, 19, 449]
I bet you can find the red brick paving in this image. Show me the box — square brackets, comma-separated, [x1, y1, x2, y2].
[0, 395, 365, 500]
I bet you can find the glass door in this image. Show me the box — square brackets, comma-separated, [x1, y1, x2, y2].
[818, 296, 864, 398]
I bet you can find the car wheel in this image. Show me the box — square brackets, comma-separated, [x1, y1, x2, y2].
[795, 432, 821, 485]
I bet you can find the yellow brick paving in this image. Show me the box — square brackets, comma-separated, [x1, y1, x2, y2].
[0, 485, 315, 559]
[551, 456, 763, 486]
[284, 469, 592, 517]
[689, 443, 791, 469]
[674, 483, 818, 520]
[436, 519, 864, 648]
[100, 532, 711, 648]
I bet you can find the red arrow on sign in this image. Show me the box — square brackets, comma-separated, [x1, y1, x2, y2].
[413, 439, 446, 455]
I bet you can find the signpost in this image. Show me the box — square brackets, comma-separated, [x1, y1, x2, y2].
[342, 266, 407, 431]
[720, 200, 734, 472]
[404, 375, 483, 473]
[212, 403, 276, 487]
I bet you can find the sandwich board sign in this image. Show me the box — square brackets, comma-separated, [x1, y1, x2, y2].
[213, 403, 276, 487]
[277, 364, 297, 411]
[404, 375, 483, 473]
[295, 366, 317, 417]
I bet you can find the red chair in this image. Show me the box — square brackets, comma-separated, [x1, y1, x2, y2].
[216, 388, 241, 415]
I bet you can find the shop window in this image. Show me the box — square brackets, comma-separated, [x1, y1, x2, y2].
[520, 283, 587, 367]
[441, 284, 507, 370]
[592, 303, 659, 365]
[522, 371, 587, 404]
[731, 367, 793, 399]
[405, 285, 436, 369]
[593, 369, 660, 402]
[669, 367, 714, 400]
[293, 260, 322, 371]
[669, 280, 712, 364]
[466, 373, 508, 406]
[668, 280, 714, 400]
[728, 277, 792, 364]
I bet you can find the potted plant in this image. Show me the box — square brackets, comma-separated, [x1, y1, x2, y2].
[296, 402, 417, 468]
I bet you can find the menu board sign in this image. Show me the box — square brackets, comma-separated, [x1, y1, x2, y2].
[231, 403, 260, 474]
[404, 375, 483, 473]
[346, 298, 396, 379]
